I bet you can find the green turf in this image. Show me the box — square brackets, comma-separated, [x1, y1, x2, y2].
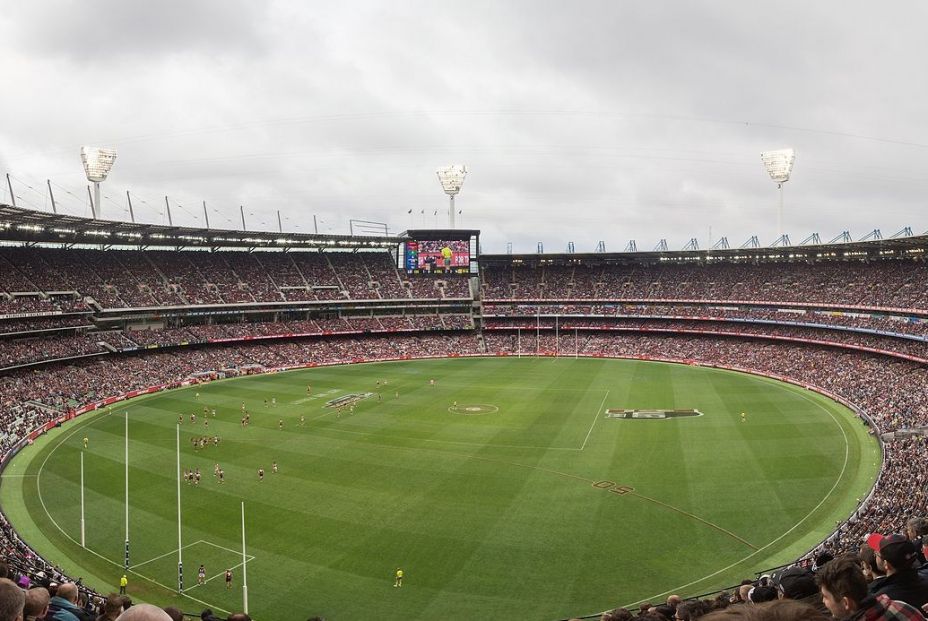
[1, 357, 880, 620]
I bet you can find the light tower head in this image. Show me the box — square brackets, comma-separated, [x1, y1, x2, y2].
[81, 146, 118, 182]
[436, 164, 467, 196]
[760, 148, 795, 186]
[81, 146, 117, 219]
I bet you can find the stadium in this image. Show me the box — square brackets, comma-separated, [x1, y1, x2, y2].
[3, 3, 928, 621]
[0, 201, 926, 619]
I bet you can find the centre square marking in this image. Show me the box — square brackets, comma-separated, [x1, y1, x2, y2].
[605, 408, 703, 420]
[325, 392, 375, 408]
[448, 403, 499, 416]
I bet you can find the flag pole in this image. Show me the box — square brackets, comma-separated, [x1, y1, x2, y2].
[176, 424, 183, 592]
[241, 502, 249, 614]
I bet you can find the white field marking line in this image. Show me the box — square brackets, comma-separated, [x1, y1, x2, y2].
[617, 387, 851, 609]
[133, 540, 205, 569]
[133, 541, 256, 569]
[1, 474, 38, 478]
[312, 424, 583, 451]
[580, 390, 610, 451]
[199, 539, 256, 561]
[34, 410, 233, 617]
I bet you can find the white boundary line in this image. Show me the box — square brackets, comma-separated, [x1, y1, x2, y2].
[616, 386, 852, 608]
[580, 390, 610, 451]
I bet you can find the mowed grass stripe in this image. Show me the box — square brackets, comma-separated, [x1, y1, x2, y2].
[4, 357, 878, 621]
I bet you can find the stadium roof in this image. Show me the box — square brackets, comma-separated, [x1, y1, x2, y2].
[0, 204, 402, 250]
[1, 203, 925, 263]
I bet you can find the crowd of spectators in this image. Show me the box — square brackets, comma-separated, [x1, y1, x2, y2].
[482, 259, 928, 310]
[484, 303, 928, 339]
[0, 315, 473, 368]
[0, 295, 88, 316]
[0, 333, 111, 369]
[0, 247, 472, 309]
[0, 316, 92, 335]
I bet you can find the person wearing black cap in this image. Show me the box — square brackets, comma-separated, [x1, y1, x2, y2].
[775, 565, 829, 616]
[867, 533, 928, 609]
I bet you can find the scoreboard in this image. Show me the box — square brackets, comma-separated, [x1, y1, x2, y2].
[399, 230, 479, 276]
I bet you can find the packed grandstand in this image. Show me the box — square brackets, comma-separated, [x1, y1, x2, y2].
[1, 203, 926, 619]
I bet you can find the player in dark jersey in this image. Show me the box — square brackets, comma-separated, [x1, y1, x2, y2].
[258, 468, 265, 481]
[225, 569, 233, 590]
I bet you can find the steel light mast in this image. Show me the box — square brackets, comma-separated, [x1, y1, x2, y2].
[81, 146, 118, 219]
[436, 165, 467, 228]
[760, 148, 795, 238]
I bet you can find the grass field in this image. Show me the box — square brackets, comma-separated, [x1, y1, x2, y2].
[1, 357, 880, 620]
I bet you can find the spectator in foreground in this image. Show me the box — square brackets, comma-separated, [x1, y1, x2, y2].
[48, 583, 91, 621]
[860, 544, 888, 590]
[867, 533, 928, 609]
[775, 565, 828, 615]
[161, 607, 183, 621]
[816, 555, 924, 620]
[0, 577, 25, 621]
[905, 518, 928, 565]
[701, 599, 828, 620]
[96, 594, 125, 621]
[115, 604, 172, 620]
[24, 587, 49, 621]
[676, 600, 710, 621]
[602, 607, 634, 621]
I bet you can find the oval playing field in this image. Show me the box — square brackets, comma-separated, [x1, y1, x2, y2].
[1, 357, 880, 620]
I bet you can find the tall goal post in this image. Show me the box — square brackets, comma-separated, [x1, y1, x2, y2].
[124, 410, 130, 569]
[176, 424, 184, 592]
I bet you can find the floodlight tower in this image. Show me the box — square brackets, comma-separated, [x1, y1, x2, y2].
[436, 165, 467, 228]
[760, 148, 795, 238]
[81, 146, 118, 219]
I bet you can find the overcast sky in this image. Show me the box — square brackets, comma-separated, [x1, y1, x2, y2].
[1, 1, 926, 253]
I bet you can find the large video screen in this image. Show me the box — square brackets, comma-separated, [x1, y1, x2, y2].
[404, 239, 470, 274]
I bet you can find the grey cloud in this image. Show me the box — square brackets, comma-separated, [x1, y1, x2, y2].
[2, 0, 270, 62]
